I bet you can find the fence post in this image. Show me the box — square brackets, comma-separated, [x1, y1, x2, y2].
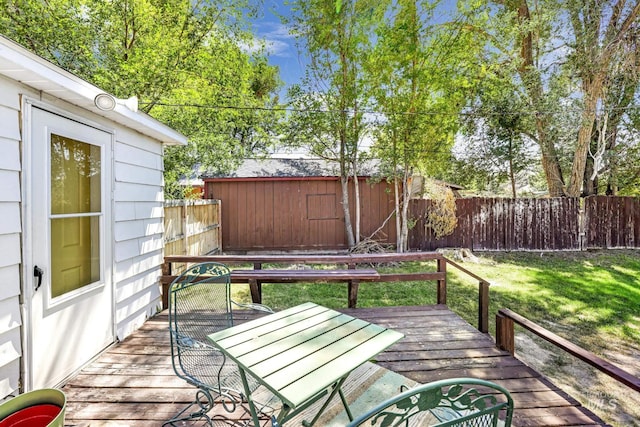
[217, 200, 223, 252]
[436, 257, 447, 304]
[182, 199, 189, 256]
[496, 311, 515, 355]
[478, 281, 489, 333]
[347, 262, 359, 308]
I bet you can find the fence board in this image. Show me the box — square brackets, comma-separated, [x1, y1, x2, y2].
[164, 196, 640, 253]
[163, 200, 222, 261]
[584, 196, 639, 249]
[410, 197, 592, 251]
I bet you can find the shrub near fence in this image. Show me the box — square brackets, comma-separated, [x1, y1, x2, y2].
[410, 196, 640, 251]
[164, 200, 222, 263]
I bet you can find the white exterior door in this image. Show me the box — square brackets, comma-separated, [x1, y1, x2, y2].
[26, 106, 114, 390]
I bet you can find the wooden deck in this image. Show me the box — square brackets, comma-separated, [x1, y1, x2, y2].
[61, 305, 607, 427]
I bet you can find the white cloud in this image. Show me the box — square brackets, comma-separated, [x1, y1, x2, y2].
[256, 22, 295, 58]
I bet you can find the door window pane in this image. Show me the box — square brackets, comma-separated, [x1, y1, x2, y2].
[51, 134, 101, 215]
[50, 134, 101, 297]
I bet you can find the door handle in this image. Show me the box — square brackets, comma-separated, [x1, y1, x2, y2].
[34, 266, 44, 291]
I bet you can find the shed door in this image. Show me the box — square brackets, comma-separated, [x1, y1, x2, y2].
[27, 107, 114, 390]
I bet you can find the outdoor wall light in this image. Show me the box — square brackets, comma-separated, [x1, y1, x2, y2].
[94, 93, 138, 112]
[94, 93, 116, 110]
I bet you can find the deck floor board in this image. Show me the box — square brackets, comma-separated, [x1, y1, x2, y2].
[61, 305, 607, 426]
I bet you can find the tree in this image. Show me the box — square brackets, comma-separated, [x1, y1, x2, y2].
[0, 0, 281, 197]
[153, 43, 283, 197]
[459, 69, 539, 198]
[367, 0, 482, 251]
[285, 0, 384, 247]
[565, 0, 640, 196]
[482, 0, 640, 197]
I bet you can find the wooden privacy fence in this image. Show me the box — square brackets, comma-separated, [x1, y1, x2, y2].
[164, 200, 222, 262]
[410, 196, 640, 251]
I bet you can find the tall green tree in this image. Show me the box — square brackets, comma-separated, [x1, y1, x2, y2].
[565, 0, 640, 196]
[459, 70, 539, 197]
[368, 0, 481, 251]
[0, 0, 281, 197]
[286, 0, 384, 247]
[479, 0, 640, 197]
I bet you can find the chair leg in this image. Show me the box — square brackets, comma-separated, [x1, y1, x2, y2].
[163, 388, 216, 427]
[164, 385, 277, 427]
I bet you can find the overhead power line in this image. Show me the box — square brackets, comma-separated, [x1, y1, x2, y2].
[145, 101, 640, 117]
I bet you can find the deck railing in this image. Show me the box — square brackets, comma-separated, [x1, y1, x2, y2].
[496, 308, 640, 393]
[160, 252, 493, 332]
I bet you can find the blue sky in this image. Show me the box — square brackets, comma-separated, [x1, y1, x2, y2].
[250, 1, 460, 98]
[251, 1, 306, 94]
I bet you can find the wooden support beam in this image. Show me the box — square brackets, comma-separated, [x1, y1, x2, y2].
[249, 279, 262, 304]
[495, 312, 515, 355]
[436, 258, 447, 305]
[478, 281, 490, 333]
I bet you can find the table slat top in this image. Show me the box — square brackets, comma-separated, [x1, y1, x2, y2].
[208, 302, 404, 408]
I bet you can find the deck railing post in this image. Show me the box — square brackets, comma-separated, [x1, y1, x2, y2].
[478, 281, 489, 333]
[496, 312, 515, 355]
[251, 262, 263, 304]
[436, 258, 447, 305]
[161, 261, 172, 310]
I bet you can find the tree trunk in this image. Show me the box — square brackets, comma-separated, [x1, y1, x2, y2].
[508, 137, 516, 198]
[583, 155, 596, 196]
[340, 175, 355, 248]
[353, 166, 361, 244]
[394, 175, 402, 252]
[399, 170, 412, 253]
[537, 117, 566, 196]
[511, 0, 566, 196]
[509, 158, 516, 198]
[567, 76, 604, 196]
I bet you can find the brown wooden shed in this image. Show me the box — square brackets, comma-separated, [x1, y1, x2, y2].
[203, 158, 397, 252]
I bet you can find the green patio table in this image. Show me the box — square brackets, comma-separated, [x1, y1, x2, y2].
[207, 302, 404, 427]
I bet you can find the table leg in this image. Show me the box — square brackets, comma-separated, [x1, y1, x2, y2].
[338, 387, 354, 421]
[239, 369, 262, 427]
[301, 375, 352, 427]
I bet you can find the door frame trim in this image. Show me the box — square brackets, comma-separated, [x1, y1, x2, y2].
[20, 97, 117, 391]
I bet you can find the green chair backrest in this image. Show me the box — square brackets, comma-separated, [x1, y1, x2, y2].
[346, 377, 514, 427]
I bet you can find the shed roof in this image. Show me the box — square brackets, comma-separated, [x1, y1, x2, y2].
[201, 158, 464, 192]
[0, 35, 187, 145]
[202, 158, 376, 179]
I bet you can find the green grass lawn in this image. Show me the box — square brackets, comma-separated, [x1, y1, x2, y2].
[443, 250, 640, 349]
[234, 250, 640, 427]
[231, 249, 640, 426]
[237, 250, 639, 351]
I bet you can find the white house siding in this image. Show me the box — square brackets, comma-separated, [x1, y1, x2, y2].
[113, 126, 166, 340]
[0, 78, 171, 399]
[0, 36, 185, 401]
[0, 76, 23, 399]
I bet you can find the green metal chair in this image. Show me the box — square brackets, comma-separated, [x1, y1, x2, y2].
[163, 262, 274, 427]
[345, 378, 514, 427]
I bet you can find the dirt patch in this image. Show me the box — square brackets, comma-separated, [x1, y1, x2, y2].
[515, 333, 640, 426]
